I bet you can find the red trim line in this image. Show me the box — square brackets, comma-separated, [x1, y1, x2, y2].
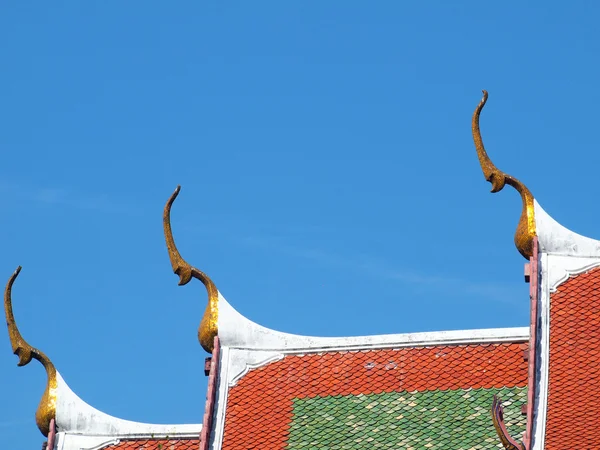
[46, 418, 56, 450]
[199, 336, 220, 450]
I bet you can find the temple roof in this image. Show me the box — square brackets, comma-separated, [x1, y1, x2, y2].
[222, 340, 528, 449]
[10, 90, 600, 450]
[3, 266, 202, 450]
[471, 92, 600, 449]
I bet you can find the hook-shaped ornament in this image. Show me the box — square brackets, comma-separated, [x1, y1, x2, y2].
[163, 186, 219, 353]
[4, 267, 57, 437]
[472, 90, 536, 259]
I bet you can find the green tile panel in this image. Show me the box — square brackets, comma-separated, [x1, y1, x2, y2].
[288, 387, 526, 449]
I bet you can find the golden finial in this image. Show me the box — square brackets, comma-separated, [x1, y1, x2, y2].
[4, 267, 57, 437]
[163, 186, 219, 353]
[472, 90, 536, 259]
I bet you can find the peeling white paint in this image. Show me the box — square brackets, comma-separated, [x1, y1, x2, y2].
[52, 371, 201, 450]
[217, 291, 529, 352]
[535, 200, 600, 257]
[531, 253, 549, 450]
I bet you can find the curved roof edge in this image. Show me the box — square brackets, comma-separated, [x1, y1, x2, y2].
[217, 292, 529, 352]
[54, 371, 201, 438]
[535, 200, 600, 257]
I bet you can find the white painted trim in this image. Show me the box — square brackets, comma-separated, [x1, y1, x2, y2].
[546, 256, 600, 293]
[210, 346, 230, 450]
[270, 327, 529, 353]
[55, 432, 201, 450]
[229, 352, 284, 387]
[221, 326, 530, 390]
[52, 371, 201, 450]
[220, 323, 530, 389]
[535, 200, 600, 257]
[531, 253, 550, 450]
[55, 372, 202, 436]
[76, 433, 201, 439]
[80, 439, 120, 450]
[217, 292, 528, 352]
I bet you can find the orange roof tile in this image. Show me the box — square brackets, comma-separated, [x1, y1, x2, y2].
[222, 342, 528, 449]
[104, 438, 198, 450]
[545, 268, 600, 447]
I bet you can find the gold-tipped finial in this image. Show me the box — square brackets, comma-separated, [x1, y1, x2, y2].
[4, 267, 57, 437]
[472, 90, 536, 259]
[163, 186, 219, 353]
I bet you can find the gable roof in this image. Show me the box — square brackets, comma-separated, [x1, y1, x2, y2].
[543, 267, 600, 448]
[221, 341, 528, 449]
[161, 157, 534, 449]
[14, 90, 600, 450]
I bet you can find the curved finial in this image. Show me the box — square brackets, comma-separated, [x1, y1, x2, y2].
[4, 266, 57, 437]
[472, 90, 536, 259]
[163, 186, 219, 353]
[491, 396, 526, 450]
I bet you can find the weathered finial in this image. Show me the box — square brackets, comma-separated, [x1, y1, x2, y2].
[472, 90, 536, 259]
[491, 395, 526, 450]
[163, 186, 219, 353]
[4, 267, 57, 437]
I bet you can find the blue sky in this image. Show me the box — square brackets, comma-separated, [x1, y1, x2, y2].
[2, 2, 600, 448]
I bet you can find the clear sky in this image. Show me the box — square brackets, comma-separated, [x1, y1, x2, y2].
[2, 2, 600, 448]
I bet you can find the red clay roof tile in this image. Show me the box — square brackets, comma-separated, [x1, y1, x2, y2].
[222, 342, 528, 449]
[545, 268, 600, 447]
[105, 438, 198, 450]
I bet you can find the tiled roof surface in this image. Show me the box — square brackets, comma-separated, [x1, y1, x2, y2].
[223, 342, 528, 449]
[545, 267, 600, 448]
[290, 387, 526, 449]
[104, 438, 199, 450]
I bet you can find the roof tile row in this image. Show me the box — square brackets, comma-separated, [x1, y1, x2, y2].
[545, 268, 600, 448]
[223, 342, 528, 449]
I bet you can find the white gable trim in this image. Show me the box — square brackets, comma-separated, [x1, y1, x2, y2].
[52, 372, 201, 450]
